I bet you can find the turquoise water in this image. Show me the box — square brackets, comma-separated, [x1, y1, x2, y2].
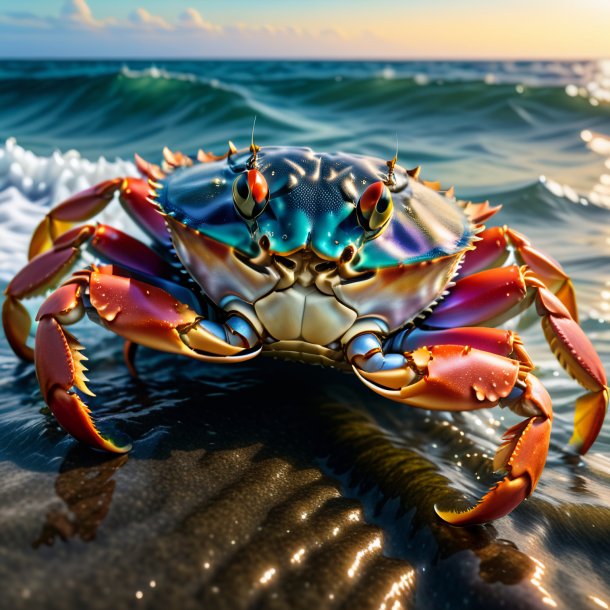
[0, 60, 609, 610]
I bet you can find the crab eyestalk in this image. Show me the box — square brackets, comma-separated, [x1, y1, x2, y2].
[356, 181, 393, 237]
[232, 169, 269, 220]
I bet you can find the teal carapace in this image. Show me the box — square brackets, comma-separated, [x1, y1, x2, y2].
[159, 146, 473, 271]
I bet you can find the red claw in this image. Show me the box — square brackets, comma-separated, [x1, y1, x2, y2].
[436, 477, 530, 526]
[436, 374, 552, 526]
[353, 336, 555, 526]
[35, 316, 130, 453]
[355, 345, 521, 411]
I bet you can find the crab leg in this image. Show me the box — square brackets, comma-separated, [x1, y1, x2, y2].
[423, 264, 607, 454]
[347, 333, 552, 525]
[459, 225, 578, 320]
[29, 175, 170, 260]
[423, 265, 531, 329]
[35, 267, 262, 452]
[3, 224, 177, 361]
[528, 275, 608, 454]
[388, 326, 521, 359]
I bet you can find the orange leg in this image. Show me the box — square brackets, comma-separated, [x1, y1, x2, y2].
[347, 332, 552, 525]
[28, 174, 169, 260]
[34, 266, 261, 453]
[423, 264, 608, 455]
[529, 277, 608, 454]
[3, 223, 178, 362]
[459, 225, 578, 320]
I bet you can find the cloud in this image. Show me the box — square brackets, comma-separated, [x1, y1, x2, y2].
[0, 0, 379, 58]
[60, 0, 104, 28]
[128, 8, 172, 31]
[178, 8, 222, 33]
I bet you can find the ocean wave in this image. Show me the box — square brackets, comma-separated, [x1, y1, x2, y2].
[0, 137, 136, 204]
[0, 138, 136, 281]
[118, 64, 236, 94]
[0, 59, 603, 87]
[1, 60, 607, 171]
[581, 130, 610, 208]
[120, 65, 200, 83]
[564, 59, 610, 106]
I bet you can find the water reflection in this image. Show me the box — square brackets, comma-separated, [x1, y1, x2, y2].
[565, 59, 610, 106]
[33, 447, 128, 547]
[581, 129, 610, 211]
[22, 357, 551, 609]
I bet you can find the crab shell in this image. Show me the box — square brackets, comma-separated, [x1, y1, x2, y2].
[158, 146, 474, 354]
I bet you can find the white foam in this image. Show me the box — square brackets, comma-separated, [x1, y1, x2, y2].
[0, 138, 138, 281]
[120, 64, 199, 83]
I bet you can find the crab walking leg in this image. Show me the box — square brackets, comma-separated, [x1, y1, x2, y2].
[35, 268, 262, 453]
[423, 265, 608, 454]
[346, 333, 552, 525]
[459, 226, 578, 321]
[3, 224, 176, 361]
[528, 276, 608, 454]
[29, 176, 170, 260]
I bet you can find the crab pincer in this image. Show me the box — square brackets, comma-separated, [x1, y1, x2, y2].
[351, 340, 554, 526]
[33, 266, 262, 452]
[435, 373, 553, 526]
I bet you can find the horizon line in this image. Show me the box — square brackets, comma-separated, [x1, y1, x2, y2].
[0, 56, 608, 62]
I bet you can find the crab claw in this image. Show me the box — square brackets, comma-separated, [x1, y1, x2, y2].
[351, 338, 553, 525]
[35, 287, 130, 453]
[436, 374, 552, 526]
[354, 345, 521, 411]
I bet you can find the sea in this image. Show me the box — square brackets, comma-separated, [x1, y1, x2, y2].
[0, 60, 609, 610]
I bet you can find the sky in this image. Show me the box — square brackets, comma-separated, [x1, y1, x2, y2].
[0, 0, 609, 59]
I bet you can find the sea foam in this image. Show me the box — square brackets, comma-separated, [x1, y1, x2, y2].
[0, 138, 137, 281]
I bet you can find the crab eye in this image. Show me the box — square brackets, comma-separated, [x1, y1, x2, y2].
[356, 181, 393, 233]
[233, 169, 269, 219]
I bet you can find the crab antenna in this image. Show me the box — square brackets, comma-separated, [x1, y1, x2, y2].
[385, 133, 398, 186]
[249, 116, 261, 168]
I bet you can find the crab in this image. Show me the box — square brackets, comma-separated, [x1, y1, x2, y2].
[3, 141, 608, 526]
